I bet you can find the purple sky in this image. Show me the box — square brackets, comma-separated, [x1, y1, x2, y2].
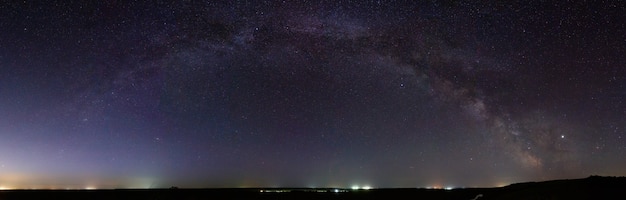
[0, 1, 624, 189]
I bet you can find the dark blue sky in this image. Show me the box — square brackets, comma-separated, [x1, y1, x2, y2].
[0, 1, 624, 189]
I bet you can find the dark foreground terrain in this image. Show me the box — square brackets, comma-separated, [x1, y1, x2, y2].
[0, 176, 624, 200]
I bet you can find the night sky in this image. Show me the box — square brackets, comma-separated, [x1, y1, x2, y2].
[1, 1, 625, 189]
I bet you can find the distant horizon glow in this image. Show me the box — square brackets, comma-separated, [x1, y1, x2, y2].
[0, 175, 621, 190]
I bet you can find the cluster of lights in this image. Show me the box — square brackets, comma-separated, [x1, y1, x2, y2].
[259, 189, 290, 193]
[424, 185, 455, 190]
[350, 185, 372, 190]
[259, 189, 348, 193]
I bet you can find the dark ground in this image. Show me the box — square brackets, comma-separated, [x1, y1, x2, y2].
[0, 176, 624, 200]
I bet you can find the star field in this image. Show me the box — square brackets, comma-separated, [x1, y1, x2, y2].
[0, 1, 625, 189]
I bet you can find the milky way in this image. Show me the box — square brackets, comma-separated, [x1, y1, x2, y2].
[0, 1, 624, 189]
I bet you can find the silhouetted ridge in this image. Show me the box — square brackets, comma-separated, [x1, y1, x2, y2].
[491, 176, 626, 200]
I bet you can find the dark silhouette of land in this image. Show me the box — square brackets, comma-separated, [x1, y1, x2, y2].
[0, 176, 624, 200]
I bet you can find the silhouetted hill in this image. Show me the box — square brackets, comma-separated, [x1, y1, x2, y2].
[482, 176, 626, 200]
[0, 176, 624, 200]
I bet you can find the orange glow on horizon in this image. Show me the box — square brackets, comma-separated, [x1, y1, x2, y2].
[0, 186, 13, 190]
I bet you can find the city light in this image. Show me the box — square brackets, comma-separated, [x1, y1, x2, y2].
[350, 185, 372, 190]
